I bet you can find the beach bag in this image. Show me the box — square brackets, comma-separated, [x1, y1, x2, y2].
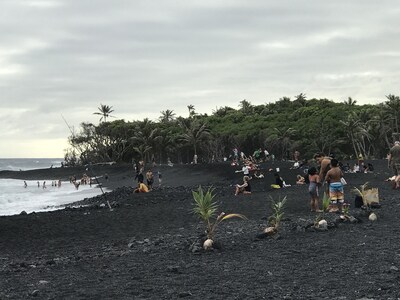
[363, 188, 379, 205]
[340, 177, 347, 185]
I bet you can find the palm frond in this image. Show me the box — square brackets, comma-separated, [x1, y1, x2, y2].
[192, 186, 218, 222]
[220, 213, 247, 221]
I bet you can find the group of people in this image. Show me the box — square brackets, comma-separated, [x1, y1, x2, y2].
[133, 160, 162, 193]
[309, 153, 345, 213]
[23, 180, 62, 189]
[68, 173, 93, 190]
[232, 152, 346, 213]
[230, 147, 274, 166]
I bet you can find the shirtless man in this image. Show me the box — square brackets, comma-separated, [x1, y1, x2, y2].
[314, 152, 331, 193]
[325, 159, 344, 213]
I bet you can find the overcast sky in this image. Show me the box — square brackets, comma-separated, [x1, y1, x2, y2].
[1, 0, 399, 158]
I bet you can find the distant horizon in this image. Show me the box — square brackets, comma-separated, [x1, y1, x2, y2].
[0, 157, 63, 160]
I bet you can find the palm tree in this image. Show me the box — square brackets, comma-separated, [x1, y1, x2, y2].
[159, 109, 176, 123]
[369, 105, 392, 150]
[179, 118, 211, 156]
[212, 106, 235, 117]
[239, 99, 253, 114]
[187, 104, 196, 118]
[343, 97, 357, 106]
[267, 127, 296, 160]
[293, 93, 307, 107]
[130, 118, 160, 162]
[340, 112, 366, 158]
[93, 104, 115, 122]
[154, 128, 177, 164]
[385, 94, 400, 135]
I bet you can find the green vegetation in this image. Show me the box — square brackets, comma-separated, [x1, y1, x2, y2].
[192, 186, 246, 245]
[64, 95, 400, 165]
[268, 196, 287, 231]
[315, 193, 331, 224]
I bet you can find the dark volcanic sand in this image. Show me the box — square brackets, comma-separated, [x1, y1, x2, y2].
[0, 160, 400, 299]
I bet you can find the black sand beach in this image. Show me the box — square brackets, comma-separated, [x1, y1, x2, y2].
[1, 160, 399, 299]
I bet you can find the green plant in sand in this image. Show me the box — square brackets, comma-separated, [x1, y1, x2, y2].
[264, 196, 287, 235]
[315, 193, 331, 224]
[322, 192, 331, 214]
[342, 203, 350, 216]
[192, 186, 246, 250]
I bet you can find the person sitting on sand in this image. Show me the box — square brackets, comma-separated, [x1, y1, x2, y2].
[291, 161, 300, 169]
[253, 169, 264, 179]
[235, 176, 252, 196]
[271, 173, 285, 189]
[325, 158, 345, 213]
[296, 175, 305, 185]
[134, 179, 149, 193]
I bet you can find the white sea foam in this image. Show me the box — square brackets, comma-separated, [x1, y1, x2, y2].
[0, 179, 104, 216]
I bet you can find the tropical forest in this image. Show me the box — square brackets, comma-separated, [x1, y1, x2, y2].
[64, 94, 400, 165]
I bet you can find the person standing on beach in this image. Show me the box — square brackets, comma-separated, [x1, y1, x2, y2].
[294, 150, 300, 162]
[314, 152, 331, 193]
[146, 169, 154, 190]
[307, 167, 321, 212]
[24, 181, 27, 188]
[325, 159, 345, 213]
[388, 141, 400, 189]
[158, 171, 162, 187]
[43, 181, 47, 189]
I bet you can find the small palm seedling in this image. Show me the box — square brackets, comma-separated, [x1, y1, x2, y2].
[264, 196, 287, 235]
[342, 203, 350, 216]
[192, 186, 246, 250]
[314, 193, 331, 230]
[322, 192, 331, 215]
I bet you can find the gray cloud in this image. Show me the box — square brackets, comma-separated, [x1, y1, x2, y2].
[1, 0, 399, 157]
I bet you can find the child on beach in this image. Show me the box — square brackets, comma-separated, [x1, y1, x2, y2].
[308, 167, 322, 212]
[325, 158, 345, 213]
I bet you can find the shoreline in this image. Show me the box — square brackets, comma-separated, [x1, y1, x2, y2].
[1, 159, 400, 298]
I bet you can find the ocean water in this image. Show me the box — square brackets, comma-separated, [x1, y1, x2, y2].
[0, 159, 105, 216]
[0, 158, 63, 171]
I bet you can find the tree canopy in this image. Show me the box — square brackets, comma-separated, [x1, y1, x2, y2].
[65, 96, 400, 165]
